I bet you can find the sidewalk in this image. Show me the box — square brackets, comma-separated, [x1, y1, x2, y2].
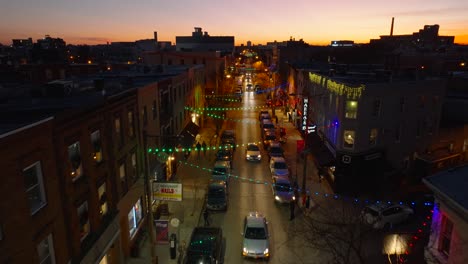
[127, 114, 222, 264]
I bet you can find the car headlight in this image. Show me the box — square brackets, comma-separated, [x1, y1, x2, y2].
[258, 154, 261, 158]
[264, 248, 269, 254]
[243, 247, 248, 255]
[292, 196, 296, 200]
[246, 154, 251, 158]
[275, 195, 280, 201]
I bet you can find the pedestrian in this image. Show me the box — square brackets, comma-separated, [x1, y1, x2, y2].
[184, 149, 190, 160]
[196, 142, 201, 159]
[202, 141, 207, 156]
[289, 200, 295, 220]
[203, 209, 210, 226]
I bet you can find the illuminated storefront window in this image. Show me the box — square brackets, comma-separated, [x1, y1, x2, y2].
[128, 199, 143, 238]
[345, 100, 358, 119]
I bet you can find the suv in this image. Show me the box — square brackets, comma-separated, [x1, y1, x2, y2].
[242, 212, 270, 259]
[271, 177, 295, 204]
[212, 161, 231, 185]
[361, 203, 414, 229]
[206, 180, 228, 211]
[185, 227, 224, 263]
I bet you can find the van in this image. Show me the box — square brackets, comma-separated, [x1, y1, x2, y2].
[206, 180, 228, 211]
[185, 227, 224, 263]
[212, 160, 231, 185]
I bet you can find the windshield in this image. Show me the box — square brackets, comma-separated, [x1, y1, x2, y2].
[266, 135, 276, 140]
[213, 168, 227, 175]
[275, 183, 291, 192]
[270, 147, 283, 154]
[245, 227, 267, 239]
[209, 187, 225, 197]
[247, 145, 259, 151]
[274, 162, 287, 169]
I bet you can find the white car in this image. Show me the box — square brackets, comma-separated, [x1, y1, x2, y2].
[362, 203, 414, 229]
[245, 143, 261, 161]
[271, 177, 295, 203]
[269, 157, 289, 178]
[242, 212, 270, 259]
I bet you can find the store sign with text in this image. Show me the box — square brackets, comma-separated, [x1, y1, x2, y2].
[153, 182, 182, 201]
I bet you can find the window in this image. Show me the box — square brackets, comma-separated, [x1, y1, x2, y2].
[343, 130, 355, 149]
[131, 153, 137, 182]
[23, 162, 47, 214]
[37, 234, 56, 264]
[345, 100, 358, 119]
[372, 99, 381, 117]
[77, 202, 90, 242]
[68, 142, 82, 180]
[152, 100, 157, 120]
[114, 116, 123, 145]
[369, 128, 378, 146]
[91, 130, 102, 163]
[98, 183, 108, 217]
[128, 110, 135, 137]
[128, 199, 143, 238]
[439, 215, 453, 256]
[120, 163, 127, 194]
[399, 97, 405, 113]
[395, 124, 401, 142]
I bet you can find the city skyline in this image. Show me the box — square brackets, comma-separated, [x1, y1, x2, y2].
[1, 0, 468, 46]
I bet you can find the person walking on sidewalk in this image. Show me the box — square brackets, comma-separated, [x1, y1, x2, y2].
[196, 142, 201, 159]
[202, 141, 207, 156]
[289, 200, 295, 220]
[203, 209, 210, 226]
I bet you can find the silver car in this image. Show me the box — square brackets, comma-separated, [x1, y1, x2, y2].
[269, 157, 289, 178]
[242, 212, 270, 259]
[245, 143, 261, 161]
[272, 177, 295, 203]
[362, 203, 414, 229]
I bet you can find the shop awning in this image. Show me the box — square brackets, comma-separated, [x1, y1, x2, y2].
[179, 121, 200, 148]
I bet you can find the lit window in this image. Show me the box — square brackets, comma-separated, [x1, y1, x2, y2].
[369, 128, 378, 146]
[91, 130, 102, 163]
[128, 199, 143, 238]
[120, 163, 127, 194]
[114, 117, 122, 145]
[345, 101, 358, 119]
[68, 142, 82, 180]
[439, 215, 453, 256]
[128, 111, 135, 137]
[343, 130, 355, 149]
[37, 234, 56, 264]
[131, 153, 137, 182]
[77, 202, 90, 242]
[23, 162, 47, 214]
[98, 183, 108, 217]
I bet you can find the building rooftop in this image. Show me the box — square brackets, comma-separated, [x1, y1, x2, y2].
[423, 165, 468, 212]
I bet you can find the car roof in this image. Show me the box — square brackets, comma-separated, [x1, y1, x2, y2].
[269, 142, 281, 148]
[209, 180, 226, 187]
[274, 177, 291, 184]
[214, 160, 230, 167]
[246, 212, 266, 227]
[271, 156, 286, 163]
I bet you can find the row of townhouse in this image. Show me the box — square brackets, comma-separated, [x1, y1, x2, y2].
[0, 64, 205, 263]
[286, 63, 467, 194]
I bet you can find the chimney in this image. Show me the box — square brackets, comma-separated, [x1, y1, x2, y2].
[154, 31, 158, 42]
[390, 17, 394, 36]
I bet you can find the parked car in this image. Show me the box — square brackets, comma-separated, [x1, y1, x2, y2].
[269, 157, 289, 178]
[185, 227, 224, 263]
[206, 180, 228, 211]
[215, 146, 233, 167]
[212, 160, 231, 186]
[361, 203, 414, 229]
[245, 143, 262, 161]
[271, 177, 295, 203]
[268, 142, 284, 160]
[263, 130, 277, 150]
[221, 130, 236, 150]
[258, 110, 271, 121]
[242, 212, 270, 259]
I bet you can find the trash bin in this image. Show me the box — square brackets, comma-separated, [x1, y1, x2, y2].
[170, 233, 177, 259]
